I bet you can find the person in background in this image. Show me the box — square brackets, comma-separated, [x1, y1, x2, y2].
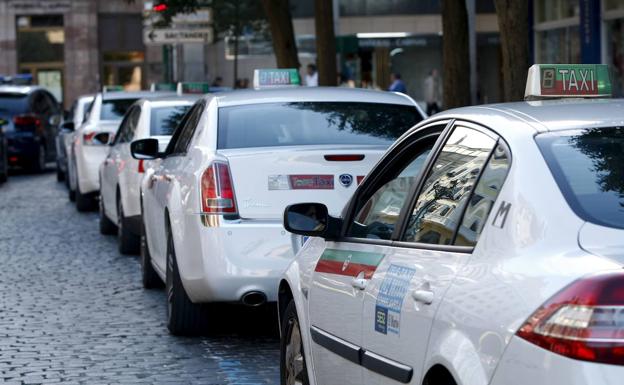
[305, 64, 318, 87]
[388, 73, 407, 93]
[424, 69, 442, 115]
[211, 76, 223, 88]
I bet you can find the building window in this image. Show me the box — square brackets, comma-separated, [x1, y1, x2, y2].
[534, 0, 580, 64]
[604, 3, 624, 97]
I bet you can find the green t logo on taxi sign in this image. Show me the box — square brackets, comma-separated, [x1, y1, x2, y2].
[525, 64, 612, 100]
[253, 69, 301, 89]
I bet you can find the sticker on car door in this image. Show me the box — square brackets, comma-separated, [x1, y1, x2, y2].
[375, 264, 416, 335]
[315, 249, 385, 278]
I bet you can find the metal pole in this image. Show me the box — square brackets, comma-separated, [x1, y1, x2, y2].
[466, 0, 477, 105]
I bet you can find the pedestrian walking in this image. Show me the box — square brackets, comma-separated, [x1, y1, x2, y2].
[388, 73, 407, 93]
[424, 69, 442, 115]
[305, 64, 318, 87]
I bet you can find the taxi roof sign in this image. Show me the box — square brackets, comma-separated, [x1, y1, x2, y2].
[253, 69, 300, 89]
[102, 85, 125, 93]
[150, 83, 177, 92]
[176, 82, 210, 95]
[525, 64, 612, 100]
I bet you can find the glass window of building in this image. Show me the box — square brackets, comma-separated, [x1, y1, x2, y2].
[535, 0, 580, 22]
[604, 3, 624, 97]
[534, 0, 580, 64]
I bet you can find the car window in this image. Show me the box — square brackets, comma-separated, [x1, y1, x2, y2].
[217, 102, 422, 149]
[455, 143, 510, 246]
[171, 101, 204, 155]
[118, 106, 141, 144]
[150, 105, 192, 136]
[32, 92, 49, 115]
[0, 93, 28, 120]
[345, 130, 442, 240]
[43, 92, 59, 114]
[402, 126, 497, 245]
[100, 98, 137, 121]
[113, 108, 133, 145]
[536, 126, 624, 229]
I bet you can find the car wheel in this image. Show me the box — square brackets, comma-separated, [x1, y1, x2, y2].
[166, 228, 208, 335]
[99, 196, 117, 235]
[117, 198, 140, 255]
[68, 187, 76, 202]
[280, 300, 309, 385]
[0, 152, 7, 184]
[31, 145, 46, 173]
[141, 218, 164, 289]
[75, 187, 94, 212]
[56, 162, 65, 182]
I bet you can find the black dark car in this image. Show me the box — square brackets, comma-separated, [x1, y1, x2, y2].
[0, 85, 63, 172]
[0, 121, 7, 183]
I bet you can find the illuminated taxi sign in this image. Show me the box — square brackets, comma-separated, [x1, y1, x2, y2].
[176, 82, 210, 95]
[150, 83, 176, 91]
[102, 85, 124, 92]
[525, 64, 612, 100]
[253, 69, 300, 89]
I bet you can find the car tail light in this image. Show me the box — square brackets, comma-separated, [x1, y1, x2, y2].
[83, 132, 96, 145]
[516, 270, 624, 365]
[138, 159, 145, 173]
[13, 114, 41, 130]
[324, 154, 365, 162]
[200, 162, 237, 214]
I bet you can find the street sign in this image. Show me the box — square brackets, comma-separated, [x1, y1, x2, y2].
[144, 28, 213, 45]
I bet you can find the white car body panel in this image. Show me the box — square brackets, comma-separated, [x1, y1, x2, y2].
[280, 99, 624, 385]
[142, 88, 425, 304]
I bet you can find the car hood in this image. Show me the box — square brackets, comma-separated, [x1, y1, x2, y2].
[578, 222, 624, 266]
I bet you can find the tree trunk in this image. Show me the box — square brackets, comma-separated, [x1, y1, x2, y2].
[494, 0, 529, 102]
[441, 0, 471, 109]
[314, 0, 337, 86]
[261, 0, 300, 70]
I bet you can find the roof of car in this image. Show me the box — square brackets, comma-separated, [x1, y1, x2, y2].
[436, 98, 624, 133]
[210, 87, 417, 107]
[100, 91, 176, 101]
[0, 85, 44, 95]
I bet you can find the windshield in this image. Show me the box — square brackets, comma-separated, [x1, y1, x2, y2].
[0, 93, 28, 119]
[217, 101, 421, 149]
[100, 98, 137, 121]
[537, 127, 624, 229]
[150, 105, 191, 136]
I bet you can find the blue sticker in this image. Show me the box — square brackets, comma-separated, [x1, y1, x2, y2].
[374, 264, 416, 335]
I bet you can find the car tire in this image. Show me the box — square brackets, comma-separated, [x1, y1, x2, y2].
[117, 198, 140, 255]
[141, 218, 164, 289]
[56, 164, 65, 182]
[280, 300, 310, 385]
[99, 196, 117, 235]
[0, 156, 7, 184]
[166, 228, 208, 336]
[68, 187, 76, 202]
[75, 187, 94, 212]
[31, 145, 46, 173]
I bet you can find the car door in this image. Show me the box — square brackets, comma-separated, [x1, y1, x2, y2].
[307, 122, 445, 385]
[361, 122, 510, 385]
[147, 102, 204, 273]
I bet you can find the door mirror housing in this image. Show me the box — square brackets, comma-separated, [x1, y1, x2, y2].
[49, 114, 62, 126]
[131, 138, 161, 160]
[284, 203, 341, 240]
[92, 132, 111, 145]
[60, 121, 75, 132]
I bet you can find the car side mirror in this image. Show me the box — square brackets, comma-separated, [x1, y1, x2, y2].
[92, 132, 111, 145]
[60, 121, 75, 132]
[284, 203, 341, 239]
[49, 114, 62, 126]
[131, 138, 160, 160]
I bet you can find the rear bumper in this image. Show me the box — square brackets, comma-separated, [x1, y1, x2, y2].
[6, 133, 39, 166]
[179, 217, 294, 304]
[490, 336, 624, 385]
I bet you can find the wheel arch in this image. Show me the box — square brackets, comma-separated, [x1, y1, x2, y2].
[422, 364, 458, 385]
[278, 279, 294, 335]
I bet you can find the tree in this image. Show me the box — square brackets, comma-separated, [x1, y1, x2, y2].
[261, 0, 300, 69]
[314, 0, 337, 86]
[494, 0, 529, 102]
[441, 0, 471, 109]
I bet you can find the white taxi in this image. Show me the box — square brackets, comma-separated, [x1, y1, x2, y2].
[131, 69, 426, 335]
[279, 64, 624, 385]
[98, 96, 195, 254]
[68, 89, 172, 211]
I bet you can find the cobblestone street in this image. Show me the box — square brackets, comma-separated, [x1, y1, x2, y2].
[0, 173, 280, 384]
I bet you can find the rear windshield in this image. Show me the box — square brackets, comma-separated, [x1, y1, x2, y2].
[100, 98, 137, 121]
[217, 102, 421, 149]
[150, 105, 191, 136]
[537, 127, 624, 229]
[0, 93, 28, 118]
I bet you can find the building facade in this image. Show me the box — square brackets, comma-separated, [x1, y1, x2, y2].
[0, 0, 147, 106]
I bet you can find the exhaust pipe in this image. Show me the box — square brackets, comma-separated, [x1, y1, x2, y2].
[241, 291, 267, 307]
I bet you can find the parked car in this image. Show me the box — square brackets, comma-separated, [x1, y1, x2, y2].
[0, 85, 62, 172]
[55, 94, 93, 182]
[98, 96, 196, 254]
[278, 64, 624, 385]
[68, 90, 173, 211]
[0, 118, 7, 183]
[132, 85, 426, 335]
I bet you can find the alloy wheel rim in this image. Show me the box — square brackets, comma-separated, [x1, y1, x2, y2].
[166, 243, 174, 320]
[285, 318, 304, 385]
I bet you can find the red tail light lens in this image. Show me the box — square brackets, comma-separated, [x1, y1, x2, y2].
[516, 270, 624, 365]
[324, 154, 365, 162]
[138, 159, 145, 173]
[13, 114, 41, 129]
[200, 162, 237, 214]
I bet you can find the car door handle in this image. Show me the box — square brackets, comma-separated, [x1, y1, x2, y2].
[412, 289, 434, 305]
[351, 278, 368, 290]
